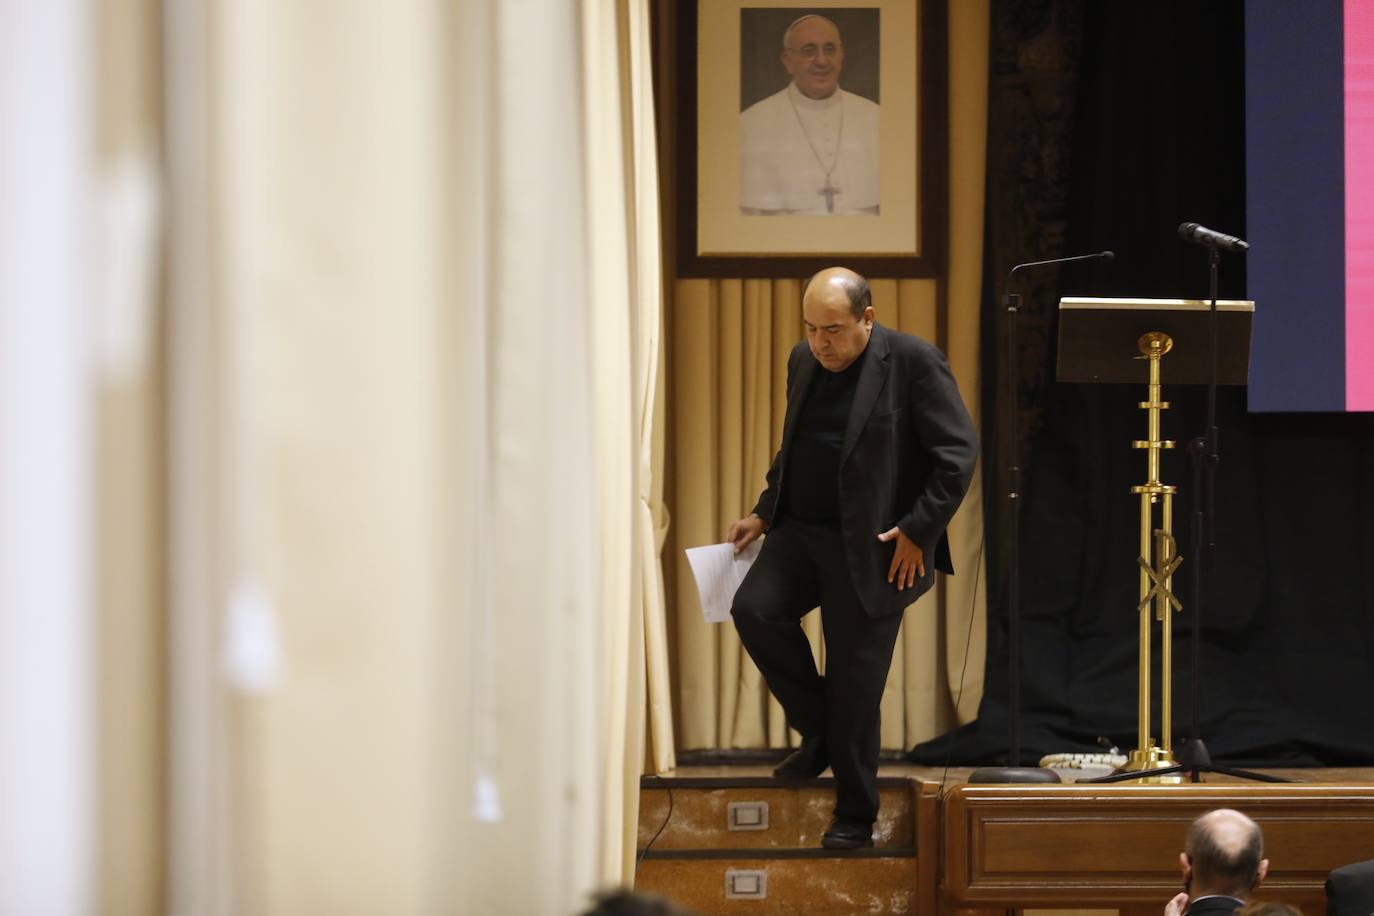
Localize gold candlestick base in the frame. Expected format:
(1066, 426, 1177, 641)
(1114, 745, 1185, 784)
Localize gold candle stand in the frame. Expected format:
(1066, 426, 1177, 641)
(1118, 331, 1185, 781)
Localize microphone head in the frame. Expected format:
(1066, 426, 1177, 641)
(1178, 221, 1248, 252)
(1100, 250, 1115, 261)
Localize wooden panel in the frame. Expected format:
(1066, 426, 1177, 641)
(636, 854, 919, 914)
(916, 782, 941, 916)
(978, 817, 1179, 876)
(942, 784, 1374, 912)
(636, 775, 939, 913)
(639, 783, 915, 850)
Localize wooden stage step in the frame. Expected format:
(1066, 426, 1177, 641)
(635, 774, 939, 914)
(635, 764, 1374, 916)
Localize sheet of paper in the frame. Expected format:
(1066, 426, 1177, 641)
(684, 540, 762, 624)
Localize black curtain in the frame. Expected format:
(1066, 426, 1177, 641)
(912, 0, 1374, 767)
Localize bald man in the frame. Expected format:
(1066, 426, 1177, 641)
(726, 268, 977, 849)
(740, 15, 880, 215)
(1164, 809, 1270, 916)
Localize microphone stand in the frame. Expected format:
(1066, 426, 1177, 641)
(1173, 246, 1289, 782)
(969, 251, 1112, 784)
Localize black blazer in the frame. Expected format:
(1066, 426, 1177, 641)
(1183, 897, 1244, 915)
(752, 323, 979, 618)
(1327, 858, 1374, 916)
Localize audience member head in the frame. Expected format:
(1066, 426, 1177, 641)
(1180, 808, 1269, 900)
(581, 889, 695, 916)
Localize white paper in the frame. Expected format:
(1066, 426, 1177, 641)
(685, 540, 762, 623)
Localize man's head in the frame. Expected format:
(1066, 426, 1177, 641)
(781, 15, 844, 100)
(1180, 809, 1269, 900)
(802, 267, 873, 372)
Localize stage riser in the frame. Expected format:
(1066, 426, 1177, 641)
(638, 783, 915, 850)
(636, 778, 939, 914)
(638, 770, 1374, 914)
(635, 856, 917, 915)
(945, 784, 1374, 913)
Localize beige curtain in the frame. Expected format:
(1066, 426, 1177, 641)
(157, 0, 668, 912)
(0, 2, 166, 914)
(0, 0, 666, 910)
(0, 5, 98, 913)
(95, 1, 167, 911)
(664, 1, 990, 756)
(581, 0, 676, 885)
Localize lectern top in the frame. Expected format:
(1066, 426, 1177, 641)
(1060, 297, 1255, 312)
(1056, 297, 1255, 385)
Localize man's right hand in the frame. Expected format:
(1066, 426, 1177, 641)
(726, 514, 766, 553)
(1163, 891, 1189, 916)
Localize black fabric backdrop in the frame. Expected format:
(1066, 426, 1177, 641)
(910, 0, 1374, 767)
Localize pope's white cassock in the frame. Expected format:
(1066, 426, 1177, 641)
(740, 82, 880, 215)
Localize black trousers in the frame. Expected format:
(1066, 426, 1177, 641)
(730, 519, 905, 824)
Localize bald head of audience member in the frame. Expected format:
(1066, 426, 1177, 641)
(1181, 808, 1270, 900)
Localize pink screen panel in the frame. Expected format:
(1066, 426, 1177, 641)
(1347, 0, 1374, 409)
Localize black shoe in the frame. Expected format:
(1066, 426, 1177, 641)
(772, 736, 828, 779)
(821, 818, 874, 849)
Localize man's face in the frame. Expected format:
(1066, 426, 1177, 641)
(782, 18, 844, 100)
(803, 282, 872, 372)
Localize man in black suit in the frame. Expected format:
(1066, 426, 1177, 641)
(1326, 858, 1374, 916)
(1163, 808, 1270, 916)
(726, 266, 978, 849)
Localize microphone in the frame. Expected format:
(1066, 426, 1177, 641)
(1008, 250, 1115, 280)
(1178, 222, 1248, 253)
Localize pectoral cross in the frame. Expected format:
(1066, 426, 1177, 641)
(818, 178, 841, 213)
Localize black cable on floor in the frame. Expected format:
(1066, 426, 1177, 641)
(940, 537, 985, 798)
(634, 777, 674, 877)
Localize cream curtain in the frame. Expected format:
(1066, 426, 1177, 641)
(1, 2, 165, 914)
(0, 4, 97, 912)
(94, 0, 166, 907)
(581, 0, 676, 886)
(1, 0, 667, 909)
(158, 0, 667, 914)
(664, 1, 990, 756)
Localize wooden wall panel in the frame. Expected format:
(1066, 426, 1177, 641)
(942, 784, 1374, 913)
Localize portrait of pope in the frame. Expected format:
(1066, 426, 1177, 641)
(739, 10, 881, 216)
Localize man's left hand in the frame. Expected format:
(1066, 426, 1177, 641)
(878, 527, 925, 590)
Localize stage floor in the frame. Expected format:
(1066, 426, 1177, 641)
(657, 763, 1374, 786)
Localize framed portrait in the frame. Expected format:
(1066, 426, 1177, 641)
(676, 0, 947, 277)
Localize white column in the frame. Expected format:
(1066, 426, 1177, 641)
(0, 2, 95, 914)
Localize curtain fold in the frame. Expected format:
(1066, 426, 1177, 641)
(0, 5, 97, 912)
(161, 0, 670, 911)
(942, 0, 991, 726)
(625, 0, 678, 787)
(582, 0, 674, 887)
(4, 0, 668, 910)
